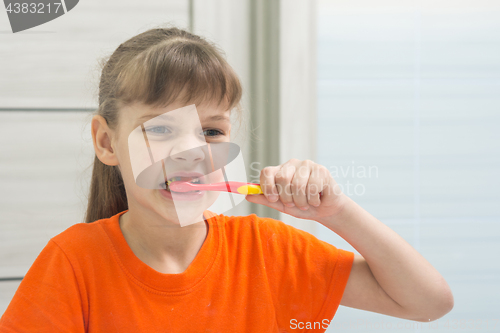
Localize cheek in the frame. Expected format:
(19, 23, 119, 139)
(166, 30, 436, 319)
(111, 142, 145, 192)
(114, 149, 136, 186)
(125, 130, 160, 183)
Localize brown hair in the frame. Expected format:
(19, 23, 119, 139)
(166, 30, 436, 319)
(84, 25, 243, 223)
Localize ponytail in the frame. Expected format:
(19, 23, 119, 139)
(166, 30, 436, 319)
(84, 156, 127, 223)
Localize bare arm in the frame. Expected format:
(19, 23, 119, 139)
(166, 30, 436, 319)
(318, 194, 454, 322)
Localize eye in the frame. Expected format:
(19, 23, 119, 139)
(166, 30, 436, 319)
(145, 126, 170, 134)
(202, 129, 224, 137)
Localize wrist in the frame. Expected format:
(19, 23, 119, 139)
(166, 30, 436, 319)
(316, 193, 351, 226)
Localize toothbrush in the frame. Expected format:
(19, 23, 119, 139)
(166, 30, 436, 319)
(167, 180, 263, 195)
(167, 180, 324, 197)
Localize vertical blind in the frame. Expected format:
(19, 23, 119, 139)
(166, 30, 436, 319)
(316, 0, 500, 330)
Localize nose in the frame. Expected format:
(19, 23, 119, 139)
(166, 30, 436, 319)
(169, 135, 206, 164)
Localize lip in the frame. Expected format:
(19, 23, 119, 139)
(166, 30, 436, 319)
(159, 187, 205, 201)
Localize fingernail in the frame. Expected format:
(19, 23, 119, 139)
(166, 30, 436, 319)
(285, 202, 295, 207)
(311, 202, 320, 207)
(299, 206, 309, 210)
(268, 195, 279, 202)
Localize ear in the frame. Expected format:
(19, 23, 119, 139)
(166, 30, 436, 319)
(91, 115, 119, 166)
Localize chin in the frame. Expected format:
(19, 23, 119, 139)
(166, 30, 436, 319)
(152, 191, 208, 227)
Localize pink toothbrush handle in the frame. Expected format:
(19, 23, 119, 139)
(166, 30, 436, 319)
(199, 181, 257, 193)
(169, 181, 259, 193)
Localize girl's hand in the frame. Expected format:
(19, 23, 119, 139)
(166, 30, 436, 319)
(245, 159, 347, 222)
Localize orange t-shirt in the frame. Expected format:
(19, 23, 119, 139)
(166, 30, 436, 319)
(0, 210, 354, 333)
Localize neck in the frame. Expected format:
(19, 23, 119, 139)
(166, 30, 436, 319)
(119, 209, 208, 274)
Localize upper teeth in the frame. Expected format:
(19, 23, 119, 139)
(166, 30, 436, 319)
(167, 176, 201, 183)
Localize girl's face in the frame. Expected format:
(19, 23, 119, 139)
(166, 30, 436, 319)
(93, 99, 232, 226)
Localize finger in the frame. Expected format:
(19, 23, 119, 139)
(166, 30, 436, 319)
(275, 161, 296, 207)
(307, 165, 327, 207)
(291, 160, 313, 210)
(260, 166, 280, 202)
(320, 169, 343, 205)
(245, 194, 285, 212)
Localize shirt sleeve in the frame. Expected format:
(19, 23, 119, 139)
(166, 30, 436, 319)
(256, 215, 354, 331)
(0, 239, 86, 333)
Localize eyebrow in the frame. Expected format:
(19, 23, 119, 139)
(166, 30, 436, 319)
(204, 114, 231, 122)
(137, 113, 230, 123)
(138, 113, 172, 122)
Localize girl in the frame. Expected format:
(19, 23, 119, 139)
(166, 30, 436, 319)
(0, 26, 453, 332)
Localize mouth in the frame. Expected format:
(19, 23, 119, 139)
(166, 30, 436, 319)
(159, 173, 205, 193)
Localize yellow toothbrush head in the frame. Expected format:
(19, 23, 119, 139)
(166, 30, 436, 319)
(236, 184, 263, 195)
